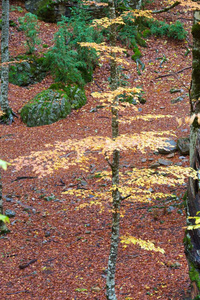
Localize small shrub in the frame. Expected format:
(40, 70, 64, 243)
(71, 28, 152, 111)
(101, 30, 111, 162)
(9, 55, 47, 86)
(139, 18, 187, 40)
(44, 7, 103, 86)
(18, 13, 41, 54)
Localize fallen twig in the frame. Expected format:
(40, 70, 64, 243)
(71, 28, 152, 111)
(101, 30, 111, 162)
(19, 258, 37, 270)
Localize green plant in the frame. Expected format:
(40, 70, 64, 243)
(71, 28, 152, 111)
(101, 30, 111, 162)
(44, 7, 102, 86)
(18, 13, 41, 54)
(8, 55, 47, 86)
(10, 5, 23, 12)
(117, 13, 146, 48)
(140, 18, 187, 40)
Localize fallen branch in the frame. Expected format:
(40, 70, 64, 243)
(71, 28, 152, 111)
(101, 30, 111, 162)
(155, 66, 192, 79)
(152, 1, 180, 14)
(19, 258, 37, 270)
(12, 176, 38, 182)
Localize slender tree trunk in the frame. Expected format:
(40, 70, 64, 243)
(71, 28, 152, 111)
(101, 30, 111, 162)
(185, 10, 200, 299)
(106, 1, 121, 299)
(0, 0, 12, 123)
(0, 170, 8, 233)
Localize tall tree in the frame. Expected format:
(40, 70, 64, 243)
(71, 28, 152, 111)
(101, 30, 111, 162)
(0, 0, 13, 123)
(185, 9, 200, 300)
(106, 0, 120, 299)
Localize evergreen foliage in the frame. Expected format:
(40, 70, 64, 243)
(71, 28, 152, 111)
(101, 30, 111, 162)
(9, 55, 47, 86)
(18, 13, 41, 54)
(44, 8, 103, 86)
(140, 18, 187, 40)
(117, 14, 187, 51)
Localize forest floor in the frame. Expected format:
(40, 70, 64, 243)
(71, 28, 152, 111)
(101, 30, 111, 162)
(0, 1, 195, 299)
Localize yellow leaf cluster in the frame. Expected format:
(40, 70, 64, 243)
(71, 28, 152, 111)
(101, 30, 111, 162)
(82, 1, 108, 6)
(12, 131, 179, 177)
(187, 212, 200, 230)
(79, 42, 129, 65)
(92, 16, 125, 28)
(122, 9, 154, 20)
(179, 0, 200, 10)
(120, 235, 165, 254)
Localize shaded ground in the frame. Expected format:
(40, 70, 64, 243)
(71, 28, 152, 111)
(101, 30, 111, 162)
(0, 1, 194, 299)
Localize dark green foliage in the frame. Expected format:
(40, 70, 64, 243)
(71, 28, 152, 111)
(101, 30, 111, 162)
(140, 18, 187, 40)
(192, 23, 200, 39)
(8, 55, 47, 86)
(117, 13, 146, 49)
(20, 89, 71, 127)
(44, 7, 103, 86)
(18, 13, 41, 54)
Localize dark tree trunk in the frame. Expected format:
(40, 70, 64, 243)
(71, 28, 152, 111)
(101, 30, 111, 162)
(185, 10, 200, 299)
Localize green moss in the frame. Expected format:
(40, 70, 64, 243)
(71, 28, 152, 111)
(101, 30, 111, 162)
(20, 89, 71, 127)
(192, 23, 200, 39)
(131, 47, 142, 62)
(189, 262, 200, 291)
(183, 232, 193, 251)
(36, 0, 57, 23)
(49, 83, 87, 110)
(8, 55, 47, 86)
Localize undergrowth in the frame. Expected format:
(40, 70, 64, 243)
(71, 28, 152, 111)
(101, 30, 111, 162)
(43, 6, 103, 86)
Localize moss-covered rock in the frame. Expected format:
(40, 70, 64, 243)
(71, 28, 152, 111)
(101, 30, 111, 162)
(9, 55, 47, 86)
(49, 83, 87, 110)
(20, 89, 71, 127)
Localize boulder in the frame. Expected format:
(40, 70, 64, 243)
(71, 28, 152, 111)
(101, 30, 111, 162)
(20, 89, 71, 127)
(25, 0, 107, 23)
(177, 137, 190, 155)
(158, 139, 177, 154)
(20, 85, 87, 127)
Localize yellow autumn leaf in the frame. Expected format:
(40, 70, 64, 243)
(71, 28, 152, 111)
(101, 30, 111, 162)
(120, 235, 165, 254)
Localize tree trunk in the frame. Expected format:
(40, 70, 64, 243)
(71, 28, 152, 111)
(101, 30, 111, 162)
(106, 1, 121, 299)
(0, 170, 8, 234)
(185, 10, 200, 299)
(0, 0, 12, 122)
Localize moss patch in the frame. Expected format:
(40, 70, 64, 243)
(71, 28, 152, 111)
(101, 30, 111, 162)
(36, 0, 57, 23)
(49, 83, 87, 110)
(20, 89, 71, 127)
(8, 55, 47, 86)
